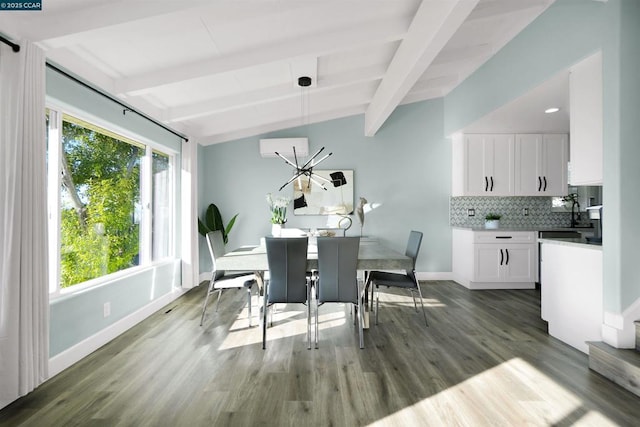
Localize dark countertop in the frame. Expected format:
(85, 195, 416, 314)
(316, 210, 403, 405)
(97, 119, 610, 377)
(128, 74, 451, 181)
(452, 225, 595, 232)
(538, 236, 602, 250)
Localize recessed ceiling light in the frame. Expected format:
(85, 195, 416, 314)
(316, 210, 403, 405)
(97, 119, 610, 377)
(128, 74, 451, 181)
(545, 107, 560, 114)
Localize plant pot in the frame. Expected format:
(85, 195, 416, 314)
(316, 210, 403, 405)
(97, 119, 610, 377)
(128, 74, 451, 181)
(485, 220, 500, 229)
(271, 223, 283, 237)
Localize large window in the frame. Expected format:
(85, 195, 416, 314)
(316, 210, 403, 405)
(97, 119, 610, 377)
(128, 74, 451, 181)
(47, 109, 175, 292)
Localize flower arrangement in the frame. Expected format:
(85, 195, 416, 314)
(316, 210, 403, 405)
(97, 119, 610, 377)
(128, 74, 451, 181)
(266, 193, 291, 224)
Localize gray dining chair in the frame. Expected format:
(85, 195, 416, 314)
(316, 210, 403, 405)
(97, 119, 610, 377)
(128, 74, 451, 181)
(315, 236, 363, 349)
(200, 230, 257, 327)
(366, 230, 427, 327)
(263, 236, 311, 350)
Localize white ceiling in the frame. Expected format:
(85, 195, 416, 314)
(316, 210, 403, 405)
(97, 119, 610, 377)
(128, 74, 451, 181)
(0, 0, 555, 145)
(463, 69, 570, 134)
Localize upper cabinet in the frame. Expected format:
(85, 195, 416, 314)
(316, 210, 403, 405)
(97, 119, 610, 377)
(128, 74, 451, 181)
(569, 52, 603, 185)
(452, 133, 567, 196)
(460, 134, 515, 196)
(515, 134, 568, 196)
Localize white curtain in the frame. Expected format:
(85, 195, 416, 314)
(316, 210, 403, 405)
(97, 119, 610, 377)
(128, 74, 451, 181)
(0, 40, 49, 410)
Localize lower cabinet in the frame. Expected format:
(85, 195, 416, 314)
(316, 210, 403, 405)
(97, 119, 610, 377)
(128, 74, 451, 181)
(452, 229, 537, 290)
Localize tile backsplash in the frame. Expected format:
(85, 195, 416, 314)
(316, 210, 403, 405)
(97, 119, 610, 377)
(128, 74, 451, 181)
(450, 196, 584, 228)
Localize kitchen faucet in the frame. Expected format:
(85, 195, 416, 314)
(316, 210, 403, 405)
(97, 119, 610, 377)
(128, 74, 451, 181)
(571, 199, 581, 227)
(563, 193, 581, 227)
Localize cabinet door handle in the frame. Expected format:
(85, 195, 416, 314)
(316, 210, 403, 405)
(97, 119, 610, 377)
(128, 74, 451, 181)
(500, 249, 504, 265)
(495, 236, 513, 239)
(543, 176, 547, 191)
(485, 176, 488, 192)
(538, 176, 542, 192)
(505, 249, 510, 265)
(490, 176, 494, 191)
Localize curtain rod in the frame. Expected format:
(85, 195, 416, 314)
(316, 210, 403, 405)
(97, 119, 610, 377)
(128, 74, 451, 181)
(46, 62, 189, 142)
(0, 34, 20, 52)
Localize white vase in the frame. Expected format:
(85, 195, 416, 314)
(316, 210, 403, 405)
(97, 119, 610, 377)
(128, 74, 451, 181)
(271, 223, 283, 237)
(485, 220, 500, 229)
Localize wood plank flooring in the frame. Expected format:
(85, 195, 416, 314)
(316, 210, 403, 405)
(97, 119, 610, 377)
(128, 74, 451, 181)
(1, 281, 639, 426)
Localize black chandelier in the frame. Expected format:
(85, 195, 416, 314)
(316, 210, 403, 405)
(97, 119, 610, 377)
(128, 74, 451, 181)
(275, 146, 332, 191)
(276, 76, 333, 191)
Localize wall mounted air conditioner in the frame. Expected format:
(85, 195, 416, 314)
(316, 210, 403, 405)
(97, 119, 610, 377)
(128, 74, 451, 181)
(259, 138, 309, 158)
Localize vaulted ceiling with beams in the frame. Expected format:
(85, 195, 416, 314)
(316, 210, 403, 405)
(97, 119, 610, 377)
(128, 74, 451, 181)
(1, 0, 554, 145)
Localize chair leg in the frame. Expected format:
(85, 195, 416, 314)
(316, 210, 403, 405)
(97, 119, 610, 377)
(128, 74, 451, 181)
(416, 283, 428, 327)
(410, 289, 418, 311)
(247, 287, 252, 328)
(215, 289, 223, 312)
(375, 284, 379, 325)
(199, 281, 215, 326)
(306, 282, 311, 350)
(357, 299, 364, 349)
(262, 283, 268, 350)
(315, 299, 319, 349)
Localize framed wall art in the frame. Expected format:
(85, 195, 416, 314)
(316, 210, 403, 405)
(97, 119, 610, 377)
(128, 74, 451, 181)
(293, 169, 354, 215)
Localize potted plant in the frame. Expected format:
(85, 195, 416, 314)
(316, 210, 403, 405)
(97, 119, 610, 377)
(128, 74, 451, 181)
(485, 213, 501, 229)
(198, 203, 238, 244)
(266, 193, 291, 236)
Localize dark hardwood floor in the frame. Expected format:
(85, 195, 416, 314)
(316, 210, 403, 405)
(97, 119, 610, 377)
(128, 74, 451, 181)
(1, 281, 639, 426)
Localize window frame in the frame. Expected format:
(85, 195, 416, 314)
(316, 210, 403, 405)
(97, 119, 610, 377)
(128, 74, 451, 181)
(46, 102, 178, 298)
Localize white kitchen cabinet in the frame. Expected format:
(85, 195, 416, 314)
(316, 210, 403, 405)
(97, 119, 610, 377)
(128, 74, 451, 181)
(452, 134, 514, 196)
(452, 229, 536, 290)
(515, 134, 568, 196)
(569, 52, 603, 185)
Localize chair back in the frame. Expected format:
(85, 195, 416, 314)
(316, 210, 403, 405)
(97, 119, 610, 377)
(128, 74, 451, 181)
(206, 230, 227, 281)
(265, 237, 309, 304)
(404, 230, 423, 283)
(317, 237, 360, 303)
(405, 230, 423, 270)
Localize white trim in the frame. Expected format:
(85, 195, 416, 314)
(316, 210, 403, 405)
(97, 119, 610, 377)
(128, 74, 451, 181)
(180, 139, 198, 289)
(416, 272, 453, 281)
(601, 297, 640, 349)
(48, 288, 186, 378)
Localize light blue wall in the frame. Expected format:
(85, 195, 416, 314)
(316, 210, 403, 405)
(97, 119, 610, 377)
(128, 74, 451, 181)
(445, 0, 639, 314)
(49, 262, 180, 356)
(617, 0, 640, 308)
(199, 99, 450, 274)
(444, 0, 608, 136)
(47, 67, 183, 357)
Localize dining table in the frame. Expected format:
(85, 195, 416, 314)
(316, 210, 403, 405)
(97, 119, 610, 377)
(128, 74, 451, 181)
(217, 239, 412, 328)
(217, 239, 412, 272)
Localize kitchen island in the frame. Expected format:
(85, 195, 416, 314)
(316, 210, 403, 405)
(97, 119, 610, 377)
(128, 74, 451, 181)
(539, 236, 602, 354)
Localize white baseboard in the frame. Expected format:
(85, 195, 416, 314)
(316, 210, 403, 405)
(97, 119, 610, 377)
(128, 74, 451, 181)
(199, 272, 210, 284)
(48, 288, 187, 378)
(602, 298, 640, 349)
(416, 272, 453, 281)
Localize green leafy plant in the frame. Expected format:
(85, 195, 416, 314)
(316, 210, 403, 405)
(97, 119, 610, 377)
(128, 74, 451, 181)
(485, 213, 502, 221)
(198, 203, 238, 244)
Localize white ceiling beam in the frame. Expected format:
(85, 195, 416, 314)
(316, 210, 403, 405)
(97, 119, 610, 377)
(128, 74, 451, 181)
(467, 0, 552, 22)
(197, 105, 367, 146)
(193, 81, 377, 139)
(114, 20, 408, 96)
(13, 1, 211, 46)
(364, 0, 479, 137)
(164, 63, 387, 123)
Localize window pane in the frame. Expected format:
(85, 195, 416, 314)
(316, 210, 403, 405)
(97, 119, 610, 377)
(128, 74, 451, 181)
(59, 116, 142, 287)
(152, 151, 171, 260)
